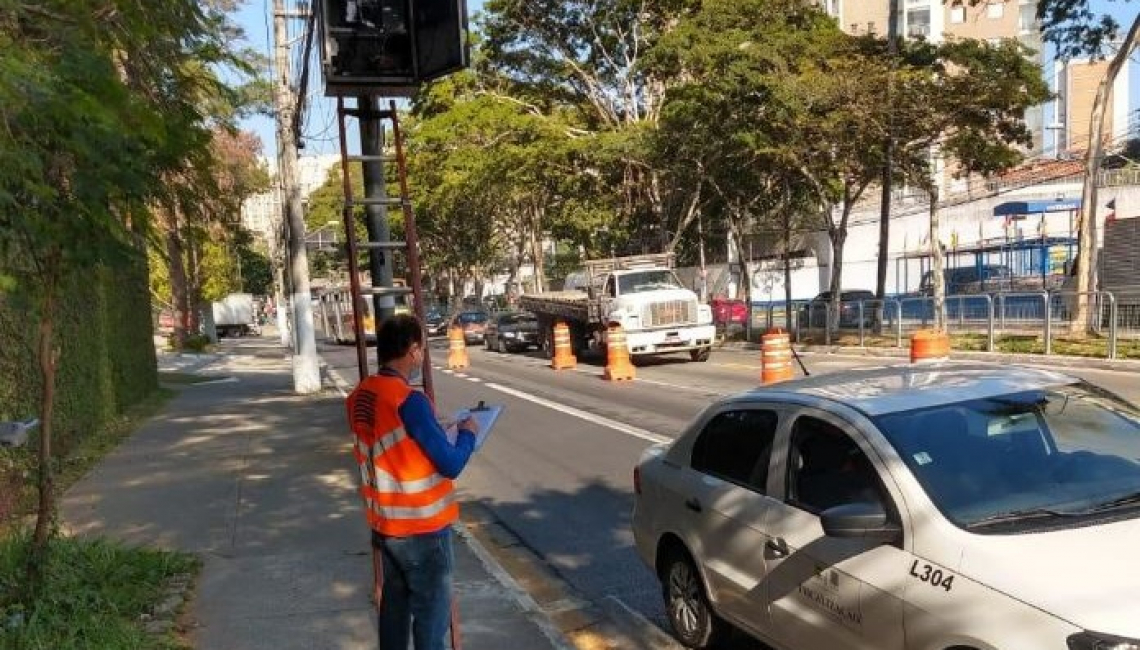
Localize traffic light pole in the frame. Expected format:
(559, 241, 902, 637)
(359, 96, 398, 349)
(274, 0, 321, 394)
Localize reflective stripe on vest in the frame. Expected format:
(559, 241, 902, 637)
(347, 373, 458, 536)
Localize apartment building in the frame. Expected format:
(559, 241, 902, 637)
(241, 154, 341, 241)
(825, 0, 1132, 157)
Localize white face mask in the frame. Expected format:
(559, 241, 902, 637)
(408, 345, 424, 384)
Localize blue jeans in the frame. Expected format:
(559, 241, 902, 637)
(375, 528, 454, 650)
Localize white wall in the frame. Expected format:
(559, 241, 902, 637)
(743, 180, 1140, 302)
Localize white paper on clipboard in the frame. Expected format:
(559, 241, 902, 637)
(445, 402, 503, 450)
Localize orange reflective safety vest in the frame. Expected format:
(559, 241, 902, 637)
(346, 374, 458, 536)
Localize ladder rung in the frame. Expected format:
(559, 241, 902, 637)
(341, 107, 395, 120)
(361, 286, 414, 297)
(347, 197, 405, 207)
(358, 241, 408, 250)
(345, 154, 399, 164)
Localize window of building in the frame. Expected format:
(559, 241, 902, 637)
(691, 410, 778, 492)
(950, 5, 966, 23)
(1019, 3, 1037, 32)
(906, 7, 931, 37)
(987, 2, 1004, 18)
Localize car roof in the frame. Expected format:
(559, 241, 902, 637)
(732, 363, 1079, 417)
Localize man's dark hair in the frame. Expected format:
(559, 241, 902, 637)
(377, 314, 424, 363)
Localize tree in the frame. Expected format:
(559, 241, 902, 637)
(0, 0, 249, 573)
(644, 0, 843, 332)
(481, 0, 704, 255)
(892, 38, 1051, 328)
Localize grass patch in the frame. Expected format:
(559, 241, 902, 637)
(1, 388, 174, 530)
(0, 532, 199, 650)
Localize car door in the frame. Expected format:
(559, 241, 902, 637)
(762, 410, 908, 650)
(676, 407, 782, 633)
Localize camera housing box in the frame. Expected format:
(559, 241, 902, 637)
(319, 0, 469, 96)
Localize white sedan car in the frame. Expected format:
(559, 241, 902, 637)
(632, 363, 1140, 650)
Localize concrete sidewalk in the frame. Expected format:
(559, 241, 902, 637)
(62, 338, 571, 650)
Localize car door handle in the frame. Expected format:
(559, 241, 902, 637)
(684, 497, 703, 513)
(766, 537, 790, 558)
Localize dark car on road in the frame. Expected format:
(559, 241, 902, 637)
(484, 311, 539, 353)
(452, 310, 489, 344)
(799, 289, 876, 328)
(424, 307, 449, 337)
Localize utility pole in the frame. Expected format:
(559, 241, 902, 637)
(359, 97, 397, 348)
(874, 0, 901, 325)
(274, 0, 321, 393)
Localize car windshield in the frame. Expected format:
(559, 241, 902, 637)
(458, 312, 487, 324)
(874, 382, 1140, 531)
(617, 270, 683, 294)
(500, 313, 536, 325)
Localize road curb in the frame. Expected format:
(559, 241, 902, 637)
(715, 341, 1140, 372)
(454, 522, 578, 650)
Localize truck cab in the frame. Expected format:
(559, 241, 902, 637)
(588, 257, 715, 360)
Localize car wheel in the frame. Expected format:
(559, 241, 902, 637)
(662, 551, 728, 649)
(689, 347, 711, 362)
(498, 338, 508, 354)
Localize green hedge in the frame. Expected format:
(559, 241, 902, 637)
(0, 239, 157, 460)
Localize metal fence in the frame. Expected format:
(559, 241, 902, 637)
(781, 290, 1137, 359)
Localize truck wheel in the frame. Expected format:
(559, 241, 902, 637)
(690, 347, 711, 362)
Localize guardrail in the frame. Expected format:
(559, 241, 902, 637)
(780, 289, 1135, 359)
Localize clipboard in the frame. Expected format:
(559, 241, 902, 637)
(445, 401, 503, 450)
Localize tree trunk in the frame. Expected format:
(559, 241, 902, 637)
(1070, 12, 1140, 336)
(827, 224, 848, 334)
(530, 223, 546, 294)
(186, 235, 202, 333)
(29, 255, 60, 582)
(163, 208, 189, 349)
(930, 186, 946, 331)
(784, 209, 793, 333)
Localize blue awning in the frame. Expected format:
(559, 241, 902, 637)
(993, 199, 1082, 217)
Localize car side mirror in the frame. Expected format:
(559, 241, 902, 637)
(820, 502, 901, 543)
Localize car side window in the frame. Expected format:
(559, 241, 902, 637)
(691, 410, 778, 492)
(786, 416, 886, 514)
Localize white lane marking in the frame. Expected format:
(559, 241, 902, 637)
(634, 376, 734, 398)
(467, 377, 483, 383)
(442, 369, 455, 375)
(483, 382, 671, 445)
(455, 373, 469, 378)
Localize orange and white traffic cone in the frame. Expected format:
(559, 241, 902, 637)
(551, 321, 577, 370)
(447, 325, 469, 369)
(761, 327, 795, 385)
(910, 329, 950, 363)
(603, 324, 636, 381)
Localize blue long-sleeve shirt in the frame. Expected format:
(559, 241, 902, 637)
(398, 390, 476, 479)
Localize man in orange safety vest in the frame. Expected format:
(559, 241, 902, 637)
(346, 314, 479, 650)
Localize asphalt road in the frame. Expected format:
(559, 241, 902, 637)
(319, 339, 1140, 636)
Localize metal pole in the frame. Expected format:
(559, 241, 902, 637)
(1107, 292, 1118, 360)
(274, 0, 321, 393)
(359, 96, 398, 344)
(1042, 292, 1052, 355)
(986, 294, 995, 352)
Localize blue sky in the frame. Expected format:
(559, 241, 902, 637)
(236, 0, 1138, 160)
